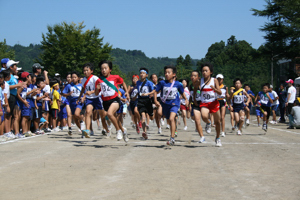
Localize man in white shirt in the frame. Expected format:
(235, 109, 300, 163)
(285, 79, 296, 117)
(287, 100, 300, 129)
(270, 85, 279, 124)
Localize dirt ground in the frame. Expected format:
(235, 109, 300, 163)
(1, 115, 300, 200)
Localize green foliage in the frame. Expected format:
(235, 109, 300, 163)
(39, 22, 112, 77)
(0, 39, 15, 61)
(11, 44, 43, 71)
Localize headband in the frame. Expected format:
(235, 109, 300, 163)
(140, 70, 148, 74)
(52, 83, 59, 88)
(132, 75, 139, 79)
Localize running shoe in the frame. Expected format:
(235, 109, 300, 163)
(246, 119, 250, 126)
(166, 138, 175, 146)
(175, 131, 178, 137)
(5, 132, 15, 140)
(262, 124, 267, 132)
(215, 138, 222, 147)
(258, 123, 261, 127)
(90, 131, 94, 136)
(116, 130, 123, 140)
(80, 121, 86, 130)
(44, 128, 52, 133)
(161, 119, 165, 126)
(166, 124, 170, 129)
(16, 133, 25, 138)
(136, 126, 140, 134)
(221, 132, 225, 137)
(158, 127, 162, 134)
(232, 126, 235, 131)
(123, 133, 129, 142)
(146, 124, 149, 130)
(53, 127, 60, 132)
(287, 126, 294, 129)
(205, 123, 211, 134)
(82, 130, 91, 138)
(237, 130, 242, 135)
(184, 126, 187, 130)
(24, 132, 31, 137)
(102, 130, 107, 136)
(68, 129, 72, 136)
(139, 122, 142, 128)
(142, 132, 148, 140)
(198, 137, 206, 143)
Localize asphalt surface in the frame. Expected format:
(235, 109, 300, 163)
(0, 114, 300, 200)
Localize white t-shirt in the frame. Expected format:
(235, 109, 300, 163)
(81, 75, 99, 99)
(271, 91, 279, 105)
(43, 85, 51, 94)
(288, 86, 296, 103)
(3, 82, 10, 100)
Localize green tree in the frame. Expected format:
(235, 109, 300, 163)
(39, 22, 112, 77)
(183, 54, 192, 67)
(176, 55, 184, 66)
(0, 39, 15, 60)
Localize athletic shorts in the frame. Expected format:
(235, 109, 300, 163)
(44, 101, 50, 111)
(117, 103, 124, 114)
(35, 106, 42, 119)
(271, 104, 279, 112)
(200, 100, 220, 113)
(256, 108, 263, 118)
(103, 97, 121, 112)
(69, 99, 84, 115)
(30, 107, 35, 120)
(233, 104, 245, 113)
(162, 103, 180, 119)
(137, 98, 153, 116)
(7, 95, 17, 116)
(50, 109, 58, 118)
(21, 102, 31, 117)
(58, 108, 68, 119)
(218, 99, 226, 108)
(260, 105, 271, 119)
(180, 104, 189, 111)
(85, 98, 103, 110)
(130, 101, 137, 113)
(247, 103, 252, 111)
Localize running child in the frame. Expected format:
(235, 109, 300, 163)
(244, 84, 255, 126)
(216, 74, 228, 137)
(230, 78, 250, 135)
(193, 63, 222, 147)
(95, 60, 129, 142)
(179, 79, 190, 131)
(150, 73, 163, 134)
(128, 74, 140, 134)
(154, 65, 188, 146)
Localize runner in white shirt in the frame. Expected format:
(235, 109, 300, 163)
(270, 85, 279, 124)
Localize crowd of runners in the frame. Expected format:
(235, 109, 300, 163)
(0, 58, 299, 147)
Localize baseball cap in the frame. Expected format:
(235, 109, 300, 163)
(32, 63, 44, 69)
(216, 74, 224, 79)
(55, 73, 60, 76)
(6, 60, 19, 68)
(270, 85, 273, 88)
(21, 71, 30, 79)
(1, 58, 9, 64)
(286, 79, 294, 84)
(17, 67, 22, 71)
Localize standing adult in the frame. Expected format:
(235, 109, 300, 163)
(285, 79, 296, 122)
(278, 84, 287, 123)
(1, 58, 9, 71)
(32, 63, 49, 85)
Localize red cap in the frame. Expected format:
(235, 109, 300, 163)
(286, 79, 294, 84)
(21, 72, 30, 79)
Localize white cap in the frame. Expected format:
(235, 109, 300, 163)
(270, 85, 273, 88)
(17, 67, 22, 71)
(55, 73, 60, 76)
(6, 60, 19, 68)
(216, 74, 224, 79)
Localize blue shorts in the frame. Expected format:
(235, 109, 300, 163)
(271, 105, 279, 112)
(256, 108, 263, 118)
(162, 103, 179, 119)
(247, 103, 252, 110)
(44, 101, 50, 111)
(21, 102, 31, 117)
(58, 107, 68, 119)
(85, 98, 103, 110)
(117, 104, 124, 114)
(233, 104, 244, 113)
(69, 99, 84, 115)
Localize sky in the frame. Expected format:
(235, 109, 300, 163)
(1, 0, 268, 59)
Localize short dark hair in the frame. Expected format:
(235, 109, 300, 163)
(294, 99, 300, 105)
(244, 84, 250, 88)
(191, 70, 200, 77)
(83, 63, 94, 71)
(50, 79, 58, 87)
(233, 78, 242, 85)
(71, 71, 80, 78)
(2, 70, 10, 79)
(164, 65, 176, 74)
(150, 74, 157, 80)
(139, 67, 149, 74)
(180, 78, 189, 86)
(263, 83, 270, 88)
(99, 60, 113, 70)
(201, 62, 213, 73)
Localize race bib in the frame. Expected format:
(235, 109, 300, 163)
(163, 87, 178, 100)
(131, 89, 138, 98)
(101, 81, 116, 97)
(234, 95, 244, 104)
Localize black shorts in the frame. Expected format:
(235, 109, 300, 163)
(103, 97, 121, 112)
(50, 109, 58, 118)
(218, 100, 226, 108)
(8, 95, 17, 116)
(130, 101, 137, 113)
(137, 98, 153, 116)
(287, 103, 293, 115)
(192, 101, 201, 111)
(260, 105, 271, 119)
(35, 106, 43, 119)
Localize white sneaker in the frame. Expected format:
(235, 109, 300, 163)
(215, 138, 222, 147)
(53, 127, 60, 132)
(123, 127, 127, 134)
(166, 124, 170, 129)
(116, 130, 123, 140)
(161, 119, 165, 126)
(80, 122, 86, 130)
(158, 127, 162, 134)
(0, 135, 7, 142)
(237, 130, 242, 135)
(221, 132, 225, 137)
(198, 137, 206, 143)
(205, 123, 211, 134)
(270, 120, 275, 124)
(123, 133, 129, 142)
(246, 119, 250, 126)
(184, 126, 187, 130)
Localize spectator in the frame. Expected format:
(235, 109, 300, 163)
(285, 79, 296, 122)
(287, 100, 300, 129)
(278, 84, 287, 123)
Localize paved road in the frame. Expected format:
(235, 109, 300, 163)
(0, 115, 300, 200)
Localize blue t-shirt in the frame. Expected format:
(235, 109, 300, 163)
(247, 90, 255, 98)
(155, 80, 184, 106)
(119, 88, 126, 104)
(62, 83, 82, 101)
(258, 91, 274, 107)
(136, 79, 154, 99)
(7, 74, 18, 96)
